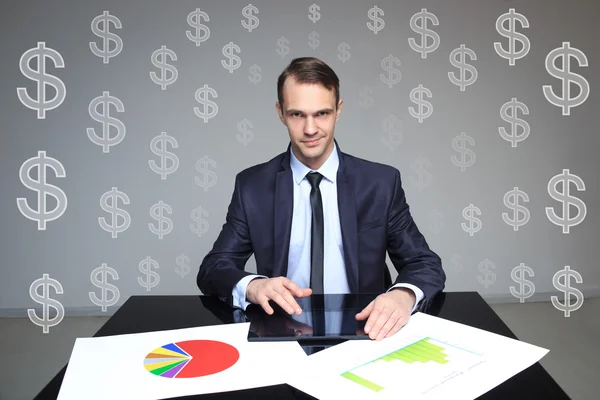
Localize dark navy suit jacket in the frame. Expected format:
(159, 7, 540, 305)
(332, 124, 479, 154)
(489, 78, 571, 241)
(197, 141, 445, 307)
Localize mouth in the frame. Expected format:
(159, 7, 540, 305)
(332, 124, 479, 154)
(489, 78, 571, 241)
(303, 137, 321, 147)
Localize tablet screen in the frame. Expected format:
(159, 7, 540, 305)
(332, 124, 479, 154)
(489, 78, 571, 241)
(246, 306, 369, 341)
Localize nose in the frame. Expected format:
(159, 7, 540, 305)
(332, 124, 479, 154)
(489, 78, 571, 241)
(304, 116, 317, 135)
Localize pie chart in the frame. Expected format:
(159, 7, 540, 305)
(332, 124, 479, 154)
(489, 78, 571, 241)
(144, 340, 240, 378)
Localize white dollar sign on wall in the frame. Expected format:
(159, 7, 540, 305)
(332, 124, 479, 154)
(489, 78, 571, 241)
(149, 132, 179, 180)
(28, 274, 64, 333)
(89, 11, 123, 63)
(150, 45, 178, 90)
(17, 42, 66, 119)
(87, 91, 126, 153)
(99, 187, 131, 238)
(552, 266, 584, 317)
(89, 263, 120, 312)
(17, 151, 67, 230)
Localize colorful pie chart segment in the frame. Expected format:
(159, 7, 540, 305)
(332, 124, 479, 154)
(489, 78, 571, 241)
(144, 340, 240, 378)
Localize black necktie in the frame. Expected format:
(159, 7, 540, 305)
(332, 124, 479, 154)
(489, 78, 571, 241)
(306, 172, 324, 294)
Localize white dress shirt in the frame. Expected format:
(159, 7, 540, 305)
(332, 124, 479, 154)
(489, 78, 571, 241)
(232, 143, 424, 311)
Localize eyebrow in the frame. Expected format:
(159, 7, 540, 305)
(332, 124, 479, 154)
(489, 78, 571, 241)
(286, 108, 334, 115)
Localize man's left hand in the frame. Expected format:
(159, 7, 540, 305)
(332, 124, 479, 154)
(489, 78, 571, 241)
(355, 288, 416, 341)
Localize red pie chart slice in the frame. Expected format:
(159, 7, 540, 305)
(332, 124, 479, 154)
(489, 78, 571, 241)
(145, 340, 240, 378)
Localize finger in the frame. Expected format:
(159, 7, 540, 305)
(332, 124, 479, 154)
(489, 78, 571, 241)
(376, 310, 401, 341)
(275, 286, 302, 315)
(366, 306, 387, 339)
(259, 296, 274, 315)
(281, 278, 305, 297)
(269, 291, 296, 315)
(385, 315, 407, 339)
(355, 301, 374, 321)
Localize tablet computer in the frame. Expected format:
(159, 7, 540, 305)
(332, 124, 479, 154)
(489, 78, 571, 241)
(245, 300, 370, 342)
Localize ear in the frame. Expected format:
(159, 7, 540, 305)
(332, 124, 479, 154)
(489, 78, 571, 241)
(275, 101, 285, 124)
(335, 99, 343, 123)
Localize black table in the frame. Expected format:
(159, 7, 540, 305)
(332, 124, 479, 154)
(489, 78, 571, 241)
(34, 292, 570, 400)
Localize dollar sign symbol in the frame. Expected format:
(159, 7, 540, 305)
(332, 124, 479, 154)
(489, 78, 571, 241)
(449, 44, 478, 91)
(138, 256, 160, 292)
(195, 156, 218, 191)
(494, 8, 531, 66)
(308, 4, 321, 23)
(551, 266, 584, 317)
(410, 157, 432, 193)
(149, 132, 179, 180)
(408, 8, 440, 59)
(237, 118, 254, 146)
(409, 84, 433, 123)
(337, 42, 351, 63)
(87, 91, 126, 153)
(17, 42, 66, 119)
(358, 86, 374, 109)
(380, 114, 403, 151)
(248, 64, 262, 85)
(176, 253, 191, 278)
(510, 263, 535, 303)
(221, 42, 242, 73)
(17, 151, 68, 230)
(98, 187, 131, 238)
(308, 31, 320, 50)
(194, 84, 219, 123)
(428, 209, 444, 234)
(277, 37, 290, 57)
(28, 274, 64, 333)
(367, 6, 385, 34)
(89, 11, 123, 64)
(89, 263, 120, 312)
(149, 200, 173, 239)
(241, 4, 259, 32)
(380, 54, 401, 88)
(543, 42, 590, 116)
(502, 187, 530, 231)
(150, 45, 178, 90)
(462, 203, 482, 236)
(499, 97, 530, 147)
(545, 169, 587, 234)
(477, 258, 496, 289)
(451, 132, 476, 172)
(190, 205, 210, 237)
(186, 8, 211, 46)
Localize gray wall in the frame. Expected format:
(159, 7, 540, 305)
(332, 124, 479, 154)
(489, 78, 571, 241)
(1, 0, 598, 322)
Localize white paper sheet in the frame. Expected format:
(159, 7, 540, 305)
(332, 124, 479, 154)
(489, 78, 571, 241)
(57, 322, 307, 400)
(287, 312, 549, 400)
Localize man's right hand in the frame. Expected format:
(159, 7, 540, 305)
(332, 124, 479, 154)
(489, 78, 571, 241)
(246, 277, 312, 316)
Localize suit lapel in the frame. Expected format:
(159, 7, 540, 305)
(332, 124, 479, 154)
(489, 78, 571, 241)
(273, 148, 293, 278)
(336, 148, 359, 293)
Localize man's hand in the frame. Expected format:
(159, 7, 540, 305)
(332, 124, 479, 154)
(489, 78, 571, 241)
(355, 288, 416, 341)
(246, 277, 312, 316)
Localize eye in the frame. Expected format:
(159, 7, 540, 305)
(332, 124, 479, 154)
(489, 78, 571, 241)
(318, 111, 329, 116)
(291, 112, 301, 118)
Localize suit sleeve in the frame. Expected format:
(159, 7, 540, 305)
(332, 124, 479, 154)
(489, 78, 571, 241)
(386, 169, 446, 301)
(197, 173, 255, 307)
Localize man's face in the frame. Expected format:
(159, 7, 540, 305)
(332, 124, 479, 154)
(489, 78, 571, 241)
(276, 77, 343, 170)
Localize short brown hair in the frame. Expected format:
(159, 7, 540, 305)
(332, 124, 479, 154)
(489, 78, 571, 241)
(277, 57, 340, 110)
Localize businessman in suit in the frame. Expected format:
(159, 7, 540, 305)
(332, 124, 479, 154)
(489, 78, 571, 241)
(197, 57, 445, 340)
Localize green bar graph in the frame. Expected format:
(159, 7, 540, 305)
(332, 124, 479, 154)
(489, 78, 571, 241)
(341, 338, 449, 392)
(380, 338, 449, 364)
(341, 372, 384, 392)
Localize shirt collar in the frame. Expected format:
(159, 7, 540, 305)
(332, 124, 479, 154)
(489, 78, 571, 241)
(290, 142, 339, 185)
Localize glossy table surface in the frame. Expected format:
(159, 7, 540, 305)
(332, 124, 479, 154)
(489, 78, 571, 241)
(34, 292, 570, 400)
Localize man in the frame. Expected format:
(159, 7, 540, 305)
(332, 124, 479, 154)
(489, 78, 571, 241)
(197, 57, 445, 340)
